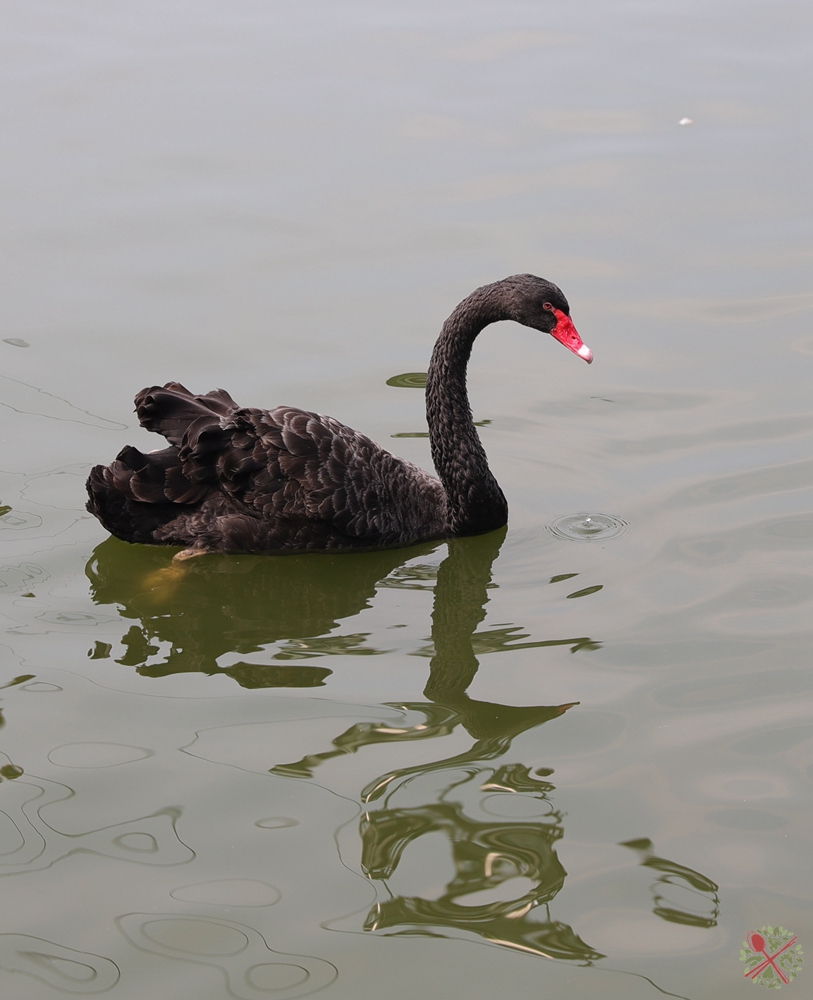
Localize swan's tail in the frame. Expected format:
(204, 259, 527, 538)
(86, 383, 242, 544)
(86, 446, 208, 544)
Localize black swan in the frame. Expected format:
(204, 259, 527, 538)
(86, 274, 591, 555)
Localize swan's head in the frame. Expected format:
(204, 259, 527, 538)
(505, 274, 593, 364)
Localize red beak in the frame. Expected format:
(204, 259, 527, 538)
(550, 307, 592, 363)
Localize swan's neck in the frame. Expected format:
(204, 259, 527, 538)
(426, 282, 509, 536)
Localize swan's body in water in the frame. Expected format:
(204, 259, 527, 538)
(86, 274, 592, 555)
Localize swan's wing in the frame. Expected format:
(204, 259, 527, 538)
(135, 382, 240, 445)
(89, 383, 445, 550)
(179, 403, 446, 543)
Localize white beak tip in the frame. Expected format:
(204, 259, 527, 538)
(577, 344, 593, 363)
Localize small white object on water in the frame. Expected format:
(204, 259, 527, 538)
(679, 117, 694, 126)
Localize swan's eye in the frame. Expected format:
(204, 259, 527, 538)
(542, 302, 553, 311)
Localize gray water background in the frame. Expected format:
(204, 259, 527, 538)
(0, 2, 811, 998)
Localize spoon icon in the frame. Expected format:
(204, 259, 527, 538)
(748, 931, 767, 953)
(746, 931, 793, 985)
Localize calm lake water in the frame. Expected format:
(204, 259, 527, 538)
(1, 2, 812, 998)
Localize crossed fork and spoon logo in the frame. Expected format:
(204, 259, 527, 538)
(744, 929, 800, 986)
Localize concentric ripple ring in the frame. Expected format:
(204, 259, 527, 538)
(546, 512, 630, 541)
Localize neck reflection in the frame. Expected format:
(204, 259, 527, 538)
(271, 528, 602, 963)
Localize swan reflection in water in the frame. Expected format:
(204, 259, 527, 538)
(85, 529, 596, 687)
(86, 536, 446, 685)
(86, 531, 718, 966)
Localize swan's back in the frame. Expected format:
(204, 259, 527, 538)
(87, 382, 447, 553)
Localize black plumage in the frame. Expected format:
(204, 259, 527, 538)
(86, 274, 591, 554)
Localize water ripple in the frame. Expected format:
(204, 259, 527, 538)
(385, 372, 427, 388)
(0, 765, 193, 875)
(170, 879, 281, 907)
(546, 512, 630, 541)
(0, 374, 126, 429)
(47, 743, 154, 768)
(0, 934, 120, 992)
(117, 913, 337, 998)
